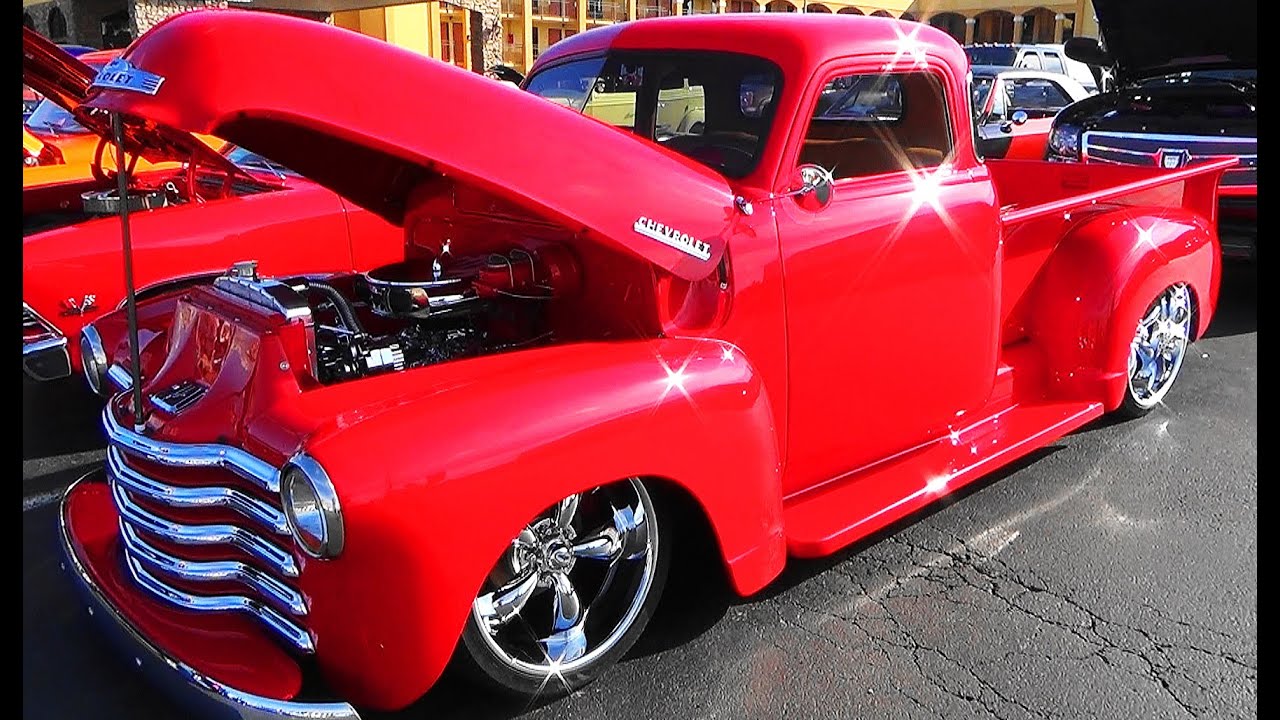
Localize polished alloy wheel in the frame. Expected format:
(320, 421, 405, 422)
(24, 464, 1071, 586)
(1126, 283, 1193, 410)
(470, 478, 659, 677)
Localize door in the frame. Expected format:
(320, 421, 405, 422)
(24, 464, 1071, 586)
(777, 62, 1002, 494)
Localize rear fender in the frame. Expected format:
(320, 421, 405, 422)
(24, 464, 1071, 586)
(1027, 205, 1219, 410)
(295, 337, 785, 709)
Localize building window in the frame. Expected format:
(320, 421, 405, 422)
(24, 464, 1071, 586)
(530, 26, 539, 58)
(48, 7, 68, 40)
(800, 70, 952, 181)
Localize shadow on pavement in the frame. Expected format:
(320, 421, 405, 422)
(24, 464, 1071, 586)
(23, 375, 106, 462)
(1203, 259, 1256, 339)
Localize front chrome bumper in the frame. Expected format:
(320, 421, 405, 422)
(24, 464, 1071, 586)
(23, 303, 71, 381)
(59, 476, 362, 720)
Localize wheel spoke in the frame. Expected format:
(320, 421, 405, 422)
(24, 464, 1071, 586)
(572, 502, 649, 563)
(475, 570, 539, 630)
(554, 494, 580, 530)
(540, 573, 587, 663)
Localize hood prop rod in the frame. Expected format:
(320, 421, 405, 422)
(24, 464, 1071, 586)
(112, 111, 146, 434)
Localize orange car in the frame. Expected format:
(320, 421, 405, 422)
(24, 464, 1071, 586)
(22, 28, 221, 187)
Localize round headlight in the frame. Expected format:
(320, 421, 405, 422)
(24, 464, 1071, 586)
(1047, 124, 1082, 160)
(80, 324, 109, 397)
(281, 454, 344, 559)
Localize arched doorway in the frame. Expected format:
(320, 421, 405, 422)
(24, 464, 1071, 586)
(803, 3, 832, 12)
(766, 0, 796, 11)
(870, 9, 891, 17)
(48, 7, 68, 40)
(836, 6, 863, 14)
(899, 11, 915, 21)
(928, 11, 964, 43)
(973, 9, 1013, 43)
(1021, 7, 1056, 43)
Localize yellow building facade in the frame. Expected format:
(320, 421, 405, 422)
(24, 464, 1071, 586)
(334, 0, 1099, 75)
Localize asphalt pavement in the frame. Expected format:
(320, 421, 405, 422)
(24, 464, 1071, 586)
(22, 261, 1256, 720)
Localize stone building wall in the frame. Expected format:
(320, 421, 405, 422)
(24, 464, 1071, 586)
(131, 0, 229, 36)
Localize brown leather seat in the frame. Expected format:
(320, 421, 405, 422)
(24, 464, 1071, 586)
(800, 138, 945, 179)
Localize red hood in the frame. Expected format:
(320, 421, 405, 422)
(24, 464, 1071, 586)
(23, 27, 239, 176)
(83, 10, 740, 280)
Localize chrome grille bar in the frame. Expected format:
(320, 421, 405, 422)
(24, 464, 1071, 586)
(124, 554, 314, 653)
(121, 523, 306, 616)
(107, 447, 290, 536)
(103, 407, 280, 494)
(112, 481, 299, 578)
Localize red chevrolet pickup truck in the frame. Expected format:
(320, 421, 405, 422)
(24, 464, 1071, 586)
(61, 11, 1230, 718)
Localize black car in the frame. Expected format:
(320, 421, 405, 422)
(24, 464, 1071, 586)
(1048, 0, 1257, 259)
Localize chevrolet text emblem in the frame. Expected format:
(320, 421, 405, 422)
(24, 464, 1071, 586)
(1158, 148, 1191, 170)
(633, 217, 712, 261)
(91, 57, 165, 96)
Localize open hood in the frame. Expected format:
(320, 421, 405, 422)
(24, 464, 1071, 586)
(22, 27, 239, 175)
(1092, 0, 1257, 83)
(22, 27, 97, 115)
(83, 10, 739, 281)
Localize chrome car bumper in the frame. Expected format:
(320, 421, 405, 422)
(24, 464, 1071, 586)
(23, 303, 71, 381)
(59, 477, 362, 720)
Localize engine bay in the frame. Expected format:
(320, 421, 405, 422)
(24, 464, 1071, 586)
(286, 243, 580, 384)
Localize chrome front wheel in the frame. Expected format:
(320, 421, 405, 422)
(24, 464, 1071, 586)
(1121, 283, 1193, 416)
(460, 477, 668, 696)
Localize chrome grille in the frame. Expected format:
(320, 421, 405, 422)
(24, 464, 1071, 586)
(102, 407, 312, 654)
(1082, 131, 1257, 186)
(23, 303, 59, 344)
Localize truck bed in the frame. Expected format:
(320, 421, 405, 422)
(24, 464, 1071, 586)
(988, 157, 1234, 227)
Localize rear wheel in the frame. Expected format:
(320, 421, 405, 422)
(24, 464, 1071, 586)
(1118, 283, 1194, 418)
(458, 477, 668, 697)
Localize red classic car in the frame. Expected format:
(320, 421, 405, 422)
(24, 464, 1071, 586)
(970, 65, 1091, 160)
(62, 11, 1230, 719)
(21, 32, 402, 383)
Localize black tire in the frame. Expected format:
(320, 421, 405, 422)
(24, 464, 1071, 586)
(456, 478, 671, 698)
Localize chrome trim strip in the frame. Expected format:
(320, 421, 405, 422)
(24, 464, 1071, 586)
(103, 407, 280, 494)
(107, 448, 290, 536)
(125, 554, 314, 653)
(1084, 131, 1256, 144)
(112, 482, 299, 578)
(213, 276, 313, 321)
(22, 334, 67, 356)
(107, 364, 134, 391)
(59, 476, 362, 720)
(121, 523, 307, 617)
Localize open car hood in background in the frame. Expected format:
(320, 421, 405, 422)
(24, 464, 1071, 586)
(1092, 0, 1257, 83)
(22, 27, 98, 114)
(23, 27, 240, 176)
(83, 10, 739, 280)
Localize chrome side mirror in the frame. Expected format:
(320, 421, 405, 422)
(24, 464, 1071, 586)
(1000, 110, 1029, 133)
(772, 163, 835, 210)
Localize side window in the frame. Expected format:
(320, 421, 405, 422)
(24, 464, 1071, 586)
(582, 63, 643, 131)
(1042, 51, 1066, 74)
(799, 70, 952, 181)
(1018, 52, 1043, 70)
(1004, 77, 1074, 116)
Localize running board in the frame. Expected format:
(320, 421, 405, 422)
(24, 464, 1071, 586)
(783, 400, 1104, 558)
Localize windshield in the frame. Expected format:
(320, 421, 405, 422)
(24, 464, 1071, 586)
(1135, 68, 1256, 90)
(965, 47, 1018, 67)
(224, 146, 299, 177)
(24, 98, 89, 135)
(525, 51, 782, 179)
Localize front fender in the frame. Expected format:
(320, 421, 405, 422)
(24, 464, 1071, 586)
(1027, 205, 1220, 410)
(291, 337, 785, 710)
